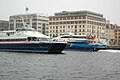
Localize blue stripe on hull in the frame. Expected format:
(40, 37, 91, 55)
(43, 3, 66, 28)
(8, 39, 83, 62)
(65, 43, 93, 51)
(65, 43, 106, 51)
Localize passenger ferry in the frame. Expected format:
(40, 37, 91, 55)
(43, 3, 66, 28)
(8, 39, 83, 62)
(0, 27, 67, 53)
(52, 33, 107, 51)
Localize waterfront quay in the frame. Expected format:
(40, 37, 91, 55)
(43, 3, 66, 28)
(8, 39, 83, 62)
(0, 50, 120, 80)
(107, 46, 120, 50)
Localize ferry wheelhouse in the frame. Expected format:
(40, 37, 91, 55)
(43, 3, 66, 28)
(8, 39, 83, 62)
(0, 27, 67, 53)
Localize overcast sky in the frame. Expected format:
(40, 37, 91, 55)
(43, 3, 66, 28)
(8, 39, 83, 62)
(0, 0, 120, 25)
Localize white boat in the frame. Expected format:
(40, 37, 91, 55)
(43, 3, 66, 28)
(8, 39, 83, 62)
(0, 27, 67, 53)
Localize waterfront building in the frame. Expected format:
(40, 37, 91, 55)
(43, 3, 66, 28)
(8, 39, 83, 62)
(0, 20, 9, 31)
(105, 20, 118, 46)
(49, 10, 106, 38)
(9, 13, 49, 35)
(115, 26, 120, 46)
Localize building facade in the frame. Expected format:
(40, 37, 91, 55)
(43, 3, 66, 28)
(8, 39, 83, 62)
(0, 20, 9, 31)
(9, 13, 49, 35)
(115, 27, 120, 46)
(49, 10, 106, 38)
(105, 20, 118, 46)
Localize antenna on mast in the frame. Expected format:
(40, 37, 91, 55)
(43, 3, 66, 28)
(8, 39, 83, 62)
(25, 0, 29, 13)
(24, 0, 29, 27)
(25, 0, 32, 27)
(26, 7, 29, 13)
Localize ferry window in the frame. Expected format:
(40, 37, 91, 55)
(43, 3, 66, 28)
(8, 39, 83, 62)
(16, 28, 36, 31)
(26, 28, 36, 31)
(39, 38, 42, 41)
(0, 39, 26, 42)
(61, 36, 70, 38)
(21, 29, 26, 31)
(6, 33, 10, 36)
(43, 38, 48, 41)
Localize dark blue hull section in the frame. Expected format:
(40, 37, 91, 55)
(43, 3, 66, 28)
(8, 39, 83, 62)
(0, 43, 67, 53)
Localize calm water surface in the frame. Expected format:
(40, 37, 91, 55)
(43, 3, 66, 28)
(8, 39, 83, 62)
(0, 50, 120, 80)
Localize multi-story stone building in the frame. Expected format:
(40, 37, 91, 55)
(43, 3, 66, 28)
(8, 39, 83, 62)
(105, 20, 118, 46)
(0, 20, 9, 31)
(9, 13, 49, 35)
(115, 26, 120, 46)
(49, 10, 106, 38)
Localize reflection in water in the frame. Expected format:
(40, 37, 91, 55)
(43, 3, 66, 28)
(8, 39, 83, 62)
(0, 50, 120, 80)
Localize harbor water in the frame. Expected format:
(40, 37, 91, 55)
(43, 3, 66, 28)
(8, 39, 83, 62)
(0, 50, 120, 80)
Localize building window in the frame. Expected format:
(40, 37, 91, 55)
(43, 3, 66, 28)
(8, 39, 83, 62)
(75, 25, 77, 28)
(60, 30, 62, 32)
(75, 29, 77, 32)
(83, 29, 85, 32)
(67, 21, 70, 24)
(83, 21, 86, 24)
(68, 26, 70, 28)
(50, 34, 52, 37)
(75, 21, 78, 24)
(56, 26, 58, 29)
(49, 22, 52, 25)
(83, 25, 85, 28)
(71, 26, 73, 28)
(79, 25, 81, 28)
(79, 21, 81, 24)
(79, 29, 81, 32)
(63, 22, 66, 24)
(56, 30, 58, 33)
(38, 27, 41, 29)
